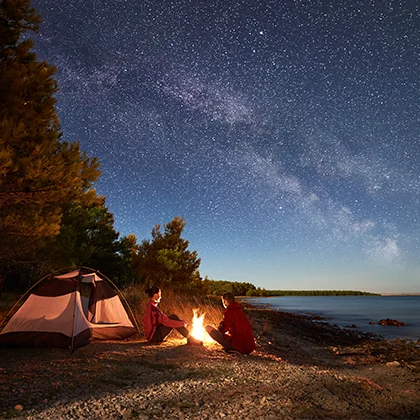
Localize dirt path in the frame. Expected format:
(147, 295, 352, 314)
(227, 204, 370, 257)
(1, 308, 419, 419)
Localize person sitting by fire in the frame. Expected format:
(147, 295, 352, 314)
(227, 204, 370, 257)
(143, 286, 202, 345)
(205, 292, 256, 354)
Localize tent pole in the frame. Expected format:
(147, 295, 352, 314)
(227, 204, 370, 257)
(69, 268, 81, 353)
(69, 290, 76, 353)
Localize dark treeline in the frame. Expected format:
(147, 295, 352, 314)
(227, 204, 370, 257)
(204, 279, 258, 297)
(263, 290, 380, 296)
(205, 280, 379, 297)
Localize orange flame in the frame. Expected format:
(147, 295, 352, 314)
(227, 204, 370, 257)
(191, 308, 205, 341)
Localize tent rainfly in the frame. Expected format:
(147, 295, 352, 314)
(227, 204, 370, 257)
(0, 268, 137, 351)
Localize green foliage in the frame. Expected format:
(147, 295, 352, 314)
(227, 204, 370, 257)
(206, 279, 259, 296)
(42, 194, 116, 264)
(133, 216, 201, 292)
(201, 275, 212, 295)
(0, 0, 100, 263)
(37, 194, 138, 285)
(205, 279, 378, 297)
(115, 233, 139, 286)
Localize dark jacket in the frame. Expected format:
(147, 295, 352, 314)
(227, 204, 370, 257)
(218, 301, 256, 354)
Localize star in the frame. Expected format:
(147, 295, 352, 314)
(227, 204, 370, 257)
(30, 0, 420, 293)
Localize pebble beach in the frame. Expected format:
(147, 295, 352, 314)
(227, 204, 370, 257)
(1, 307, 420, 419)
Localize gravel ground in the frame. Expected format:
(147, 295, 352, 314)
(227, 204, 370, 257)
(1, 308, 420, 419)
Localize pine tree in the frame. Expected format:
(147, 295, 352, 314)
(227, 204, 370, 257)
(0, 0, 100, 263)
(39, 193, 116, 268)
(134, 216, 202, 291)
(115, 233, 138, 286)
(33, 192, 139, 286)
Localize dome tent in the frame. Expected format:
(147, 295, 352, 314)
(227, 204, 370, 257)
(0, 267, 138, 352)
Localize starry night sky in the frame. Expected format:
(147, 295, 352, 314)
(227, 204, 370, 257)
(30, 0, 420, 293)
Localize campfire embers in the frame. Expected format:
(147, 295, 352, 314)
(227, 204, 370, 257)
(187, 336, 203, 346)
(189, 309, 205, 346)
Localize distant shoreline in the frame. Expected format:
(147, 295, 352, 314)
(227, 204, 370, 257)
(240, 292, 420, 297)
(241, 290, 380, 297)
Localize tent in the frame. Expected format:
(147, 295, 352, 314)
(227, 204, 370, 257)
(0, 268, 138, 351)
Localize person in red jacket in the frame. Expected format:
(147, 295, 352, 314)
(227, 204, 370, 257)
(143, 286, 201, 345)
(205, 292, 256, 354)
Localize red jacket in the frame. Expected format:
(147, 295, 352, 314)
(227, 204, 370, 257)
(143, 300, 185, 342)
(218, 301, 256, 354)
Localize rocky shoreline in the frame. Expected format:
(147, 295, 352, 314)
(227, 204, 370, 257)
(1, 307, 420, 419)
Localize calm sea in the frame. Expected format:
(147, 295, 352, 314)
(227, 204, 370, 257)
(245, 295, 420, 341)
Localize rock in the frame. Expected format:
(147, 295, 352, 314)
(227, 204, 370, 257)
(378, 319, 407, 327)
(14, 404, 23, 411)
(386, 361, 400, 367)
(122, 408, 134, 419)
(369, 321, 375, 325)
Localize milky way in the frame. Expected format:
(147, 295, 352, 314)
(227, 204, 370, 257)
(31, 0, 420, 292)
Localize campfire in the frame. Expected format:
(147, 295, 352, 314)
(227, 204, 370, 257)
(190, 309, 206, 343)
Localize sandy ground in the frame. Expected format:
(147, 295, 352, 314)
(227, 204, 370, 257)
(1, 307, 420, 419)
